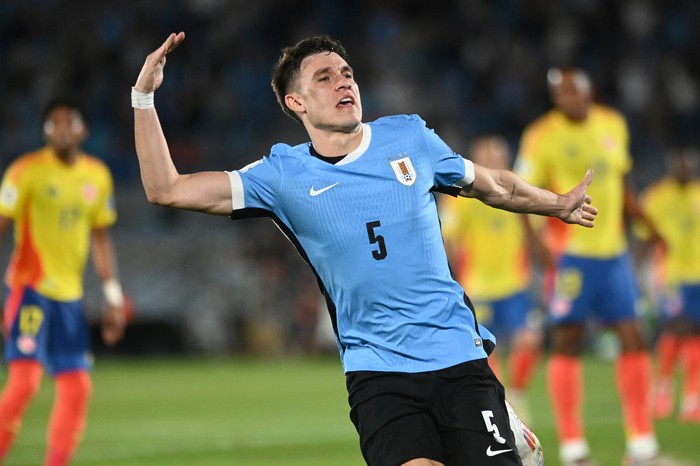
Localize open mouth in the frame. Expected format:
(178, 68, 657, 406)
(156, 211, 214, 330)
(337, 97, 354, 108)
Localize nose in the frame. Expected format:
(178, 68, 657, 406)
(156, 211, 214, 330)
(336, 76, 352, 90)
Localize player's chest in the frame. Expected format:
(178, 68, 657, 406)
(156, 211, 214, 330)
(30, 171, 101, 212)
(660, 189, 700, 232)
(282, 153, 434, 228)
(553, 127, 626, 176)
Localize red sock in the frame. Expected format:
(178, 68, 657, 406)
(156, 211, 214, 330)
(656, 332, 681, 381)
(45, 450, 71, 466)
(547, 355, 583, 441)
(44, 371, 92, 466)
(616, 352, 654, 437)
(0, 360, 43, 460)
(681, 337, 700, 400)
(509, 347, 540, 391)
(488, 350, 504, 383)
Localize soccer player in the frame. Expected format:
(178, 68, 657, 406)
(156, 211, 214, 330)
(639, 147, 700, 423)
(515, 67, 666, 466)
(440, 136, 544, 421)
(0, 99, 126, 466)
(132, 32, 597, 466)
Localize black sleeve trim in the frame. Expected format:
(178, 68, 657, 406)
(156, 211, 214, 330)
(229, 207, 273, 221)
(432, 185, 462, 197)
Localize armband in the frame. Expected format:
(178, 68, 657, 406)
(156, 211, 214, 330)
(131, 87, 154, 109)
(103, 279, 125, 307)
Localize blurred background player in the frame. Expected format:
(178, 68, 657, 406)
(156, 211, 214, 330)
(0, 99, 126, 466)
(515, 68, 670, 466)
(638, 147, 700, 423)
(440, 136, 545, 422)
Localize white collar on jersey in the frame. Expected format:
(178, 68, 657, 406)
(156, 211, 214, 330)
(336, 123, 371, 166)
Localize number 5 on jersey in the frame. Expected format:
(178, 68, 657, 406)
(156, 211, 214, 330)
(366, 220, 387, 260)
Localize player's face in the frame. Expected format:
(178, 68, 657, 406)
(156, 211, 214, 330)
(552, 72, 591, 122)
(43, 106, 87, 154)
(291, 52, 362, 132)
(671, 150, 699, 183)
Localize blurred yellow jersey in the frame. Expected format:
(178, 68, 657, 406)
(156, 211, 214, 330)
(640, 177, 700, 285)
(440, 196, 529, 300)
(515, 104, 631, 258)
(0, 147, 116, 300)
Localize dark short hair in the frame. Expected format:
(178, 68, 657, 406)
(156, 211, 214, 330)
(271, 35, 349, 123)
(42, 98, 87, 126)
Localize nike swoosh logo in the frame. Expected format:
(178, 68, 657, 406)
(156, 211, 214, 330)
(486, 446, 513, 457)
(309, 182, 339, 196)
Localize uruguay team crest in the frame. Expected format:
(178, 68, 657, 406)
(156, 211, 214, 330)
(390, 157, 416, 186)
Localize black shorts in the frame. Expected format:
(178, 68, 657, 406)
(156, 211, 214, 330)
(347, 359, 521, 466)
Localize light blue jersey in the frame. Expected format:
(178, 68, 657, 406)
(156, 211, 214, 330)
(228, 115, 493, 373)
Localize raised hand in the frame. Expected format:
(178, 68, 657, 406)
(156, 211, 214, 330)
(559, 169, 598, 227)
(134, 32, 185, 93)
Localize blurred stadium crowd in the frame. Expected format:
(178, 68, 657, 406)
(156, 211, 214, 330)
(1, 0, 699, 354)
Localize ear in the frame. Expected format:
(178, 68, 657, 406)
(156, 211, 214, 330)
(284, 93, 305, 114)
(78, 126, 89, 144)
(43, 120, 54, 139)
(73, 118, 88, 140)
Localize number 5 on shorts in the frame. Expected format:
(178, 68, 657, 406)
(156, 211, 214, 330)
(481, 410, 507, 444)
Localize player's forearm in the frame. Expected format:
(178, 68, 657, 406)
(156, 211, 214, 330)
(500, 171, 567, 217)
(92, 228, 125, 308)
(467, 167, 567, 218)
(91, 228, 120, 281)
(134, 107, 181, 206)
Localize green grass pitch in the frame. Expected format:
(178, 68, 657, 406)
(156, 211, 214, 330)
(2, 356, 698, 465)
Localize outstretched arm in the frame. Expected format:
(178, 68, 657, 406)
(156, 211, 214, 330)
(460, 165, 598, 228)
(133, 32, 232, 215)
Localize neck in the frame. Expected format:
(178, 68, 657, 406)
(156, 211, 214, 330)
(51, 146, 79, 165)
(306, 123, 363, 157)
(561, 111, 588, 123)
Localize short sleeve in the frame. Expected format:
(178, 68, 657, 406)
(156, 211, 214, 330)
(92, 168, 117, 227)
(514, 125, 548, 187)
(419, 121, 474, 190)
(227, 156, 282, 217)
(0, 161, 26, 219)
(618, 114, 633, 175)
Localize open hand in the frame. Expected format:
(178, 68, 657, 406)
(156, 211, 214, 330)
(134, 32, 185, 93)
(559, 169, 598, 227)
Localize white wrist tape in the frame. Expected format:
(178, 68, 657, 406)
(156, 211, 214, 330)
(131, 87, 154, 109)
(103, 279, 125, 307)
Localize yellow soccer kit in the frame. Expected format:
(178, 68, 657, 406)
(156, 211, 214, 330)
(0, 147, 116, 301)
(440, 196, 529, 301)
(641, 177, 700, 286)
(516, 104, 631, 258)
